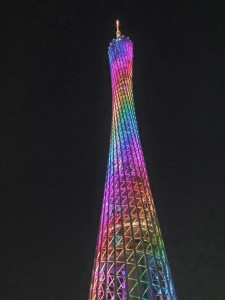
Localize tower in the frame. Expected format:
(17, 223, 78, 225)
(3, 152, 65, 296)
(89, 21, 177, 300)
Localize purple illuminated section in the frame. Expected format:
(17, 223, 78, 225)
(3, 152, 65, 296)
(89, 30, 177, 300)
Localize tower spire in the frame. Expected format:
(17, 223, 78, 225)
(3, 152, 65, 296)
(116, 19, 121, 38)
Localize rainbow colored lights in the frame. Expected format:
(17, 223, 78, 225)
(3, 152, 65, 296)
(89, 26, 177, 300)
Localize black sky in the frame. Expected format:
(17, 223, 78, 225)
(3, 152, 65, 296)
(1, 1, 225, 299)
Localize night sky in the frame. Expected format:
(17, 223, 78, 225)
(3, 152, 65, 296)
(1, 1, 225, 299)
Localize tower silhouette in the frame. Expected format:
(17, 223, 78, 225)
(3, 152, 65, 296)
(89, 21, 177, 300)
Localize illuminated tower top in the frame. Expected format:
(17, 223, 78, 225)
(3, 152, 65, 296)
(89, 21, 177, 300)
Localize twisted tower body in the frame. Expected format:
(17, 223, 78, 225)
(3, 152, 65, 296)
(89, 23, 177, 300)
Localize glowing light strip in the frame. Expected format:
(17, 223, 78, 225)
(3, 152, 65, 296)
(89, 35, 177, 300)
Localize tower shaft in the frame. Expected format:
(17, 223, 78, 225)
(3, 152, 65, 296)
(89, 30, 177, 300)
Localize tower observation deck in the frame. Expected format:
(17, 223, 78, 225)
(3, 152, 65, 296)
(89, 21, 177, 300)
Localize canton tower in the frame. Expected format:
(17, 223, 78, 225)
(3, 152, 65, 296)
(89, 21, 177, 300)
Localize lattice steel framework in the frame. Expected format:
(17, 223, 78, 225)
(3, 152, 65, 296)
(89, 22, 177, 300)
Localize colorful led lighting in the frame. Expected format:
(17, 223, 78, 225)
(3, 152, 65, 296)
(89, 25, 177, 300)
